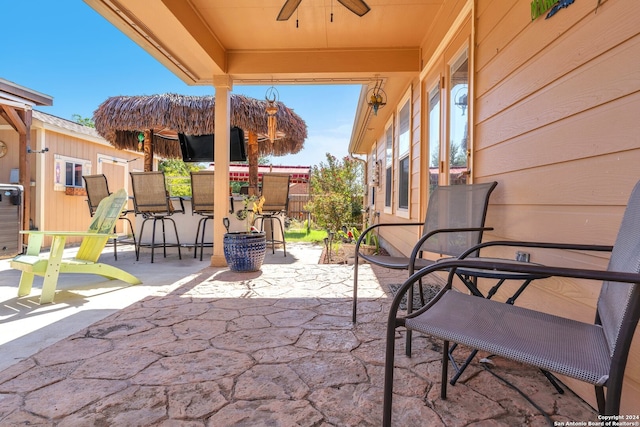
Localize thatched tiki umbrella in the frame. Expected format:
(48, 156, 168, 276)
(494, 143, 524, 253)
(93, 93, 307, 195)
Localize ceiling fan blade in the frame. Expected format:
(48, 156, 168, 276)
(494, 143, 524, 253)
(277, 0, 302, 21)
(337, 0, 370, 17)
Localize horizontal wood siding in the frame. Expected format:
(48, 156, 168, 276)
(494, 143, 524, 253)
(475, 0, 640, 411)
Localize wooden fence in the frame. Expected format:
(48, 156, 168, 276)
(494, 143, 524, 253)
(287, 193, 312, 224)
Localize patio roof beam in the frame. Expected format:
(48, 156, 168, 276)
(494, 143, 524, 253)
(227, 48, 420, 75)
(1, 104, 28, 135)
(161, 0, 227, 73)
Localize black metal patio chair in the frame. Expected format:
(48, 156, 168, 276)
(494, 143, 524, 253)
(352, 181, 498, 323)
(382, 180, 640, 425)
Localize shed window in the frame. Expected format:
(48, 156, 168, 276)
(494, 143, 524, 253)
(65, 162, 84, 187)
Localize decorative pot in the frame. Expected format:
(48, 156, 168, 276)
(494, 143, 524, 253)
(223, 231, 267, 272)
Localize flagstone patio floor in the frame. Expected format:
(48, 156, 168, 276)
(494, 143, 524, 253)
(0, 243, 599, 425)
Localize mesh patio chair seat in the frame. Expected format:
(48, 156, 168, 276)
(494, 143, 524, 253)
(382, 180, 640, 425)
(352, 181, 497, 324)
(190, 170, 215, 261)
(253, 173, 291, 256)
(82, 174, 136, 260)
(130, 171, 184, 263)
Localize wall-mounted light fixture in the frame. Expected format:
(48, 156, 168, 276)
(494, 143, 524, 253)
(366, 80, 387, 116)
(27, 146, 49, 154)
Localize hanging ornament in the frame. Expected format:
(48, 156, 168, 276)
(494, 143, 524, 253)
(137, 132, 145, 151)
(265, 86, 279, 143)
(366, 81, 387, 116)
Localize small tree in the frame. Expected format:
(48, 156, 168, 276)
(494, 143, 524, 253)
(305, 153, 364, 233)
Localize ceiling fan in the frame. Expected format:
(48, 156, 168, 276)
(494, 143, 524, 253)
(277, 0, 371, 21)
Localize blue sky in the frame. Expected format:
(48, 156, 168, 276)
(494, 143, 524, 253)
(0, 1, 362, 167)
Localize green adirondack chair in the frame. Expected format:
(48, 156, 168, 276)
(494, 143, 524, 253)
(10, 188, 142, 304)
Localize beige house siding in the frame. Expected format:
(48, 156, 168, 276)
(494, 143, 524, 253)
(367, 0, 640, 411)
(472, 0, 640, 410)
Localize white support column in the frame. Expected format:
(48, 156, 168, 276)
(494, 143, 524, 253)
(211, 75, 233, 267)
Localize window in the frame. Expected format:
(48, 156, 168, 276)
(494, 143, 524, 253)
(370, 150, 377, 206)
(397, 98, 410, 210)
(54, 155, 91, 191)
(65, 161, 84, 187)
(428, 83, 441, 191)
(449, 49, 469, 185)
(384, 124, 393, 209)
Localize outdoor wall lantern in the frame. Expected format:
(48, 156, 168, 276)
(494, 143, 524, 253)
(367, 82, 387, 116)
(265, 86, 279, 143)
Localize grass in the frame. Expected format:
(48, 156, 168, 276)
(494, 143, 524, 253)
(284, 228, 327, 243)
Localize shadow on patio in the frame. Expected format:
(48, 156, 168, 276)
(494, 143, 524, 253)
(0, 243, 598, 425)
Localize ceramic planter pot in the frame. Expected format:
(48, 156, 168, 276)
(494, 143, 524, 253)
(223, 231, 267, 272)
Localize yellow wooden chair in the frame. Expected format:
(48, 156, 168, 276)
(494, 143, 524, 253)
(10, 188, 142, 304)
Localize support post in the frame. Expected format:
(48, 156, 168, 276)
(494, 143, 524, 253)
(144, 129, 154, 172)
(211, 75, 233, 267)
(248, 131, 259, 196)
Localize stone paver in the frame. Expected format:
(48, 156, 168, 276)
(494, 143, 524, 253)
(0, 244, 599, 425)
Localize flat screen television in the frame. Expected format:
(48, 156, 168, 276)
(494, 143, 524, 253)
(178, 126, 247, 163)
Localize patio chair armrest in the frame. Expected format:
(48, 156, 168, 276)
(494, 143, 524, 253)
(170, 196, 186, 214)
(458, 240, 614, 259)
(354, 221, 423, 251)
(407, 226, 495, 270)
(390, 257, 640, 321)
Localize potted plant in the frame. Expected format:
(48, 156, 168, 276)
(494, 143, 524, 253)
(223, 195, 267, 272)
(352, 226, 379, 256)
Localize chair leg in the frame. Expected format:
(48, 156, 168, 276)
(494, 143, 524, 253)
(136, 218, 150, 261)
(113, 225, 118, 261)
(194, 217, 201, 259)
(167, 217, 182, 260)
(383, 316, 399, 427)
(121, 216, 137, 253)
(441, 340, 449, 399)
(275, 215, 286, 257)
(352, 251, 359, 323)
(268, 216, 275, 254)
(199, 217, 209, 261)
(161, 218, 168, 258)
(151, 218, 158, 263)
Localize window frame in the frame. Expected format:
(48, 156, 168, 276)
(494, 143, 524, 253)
(54, 154, 91, 192)
(383, 116, 394, 213)
(395, 88, 411, 218)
